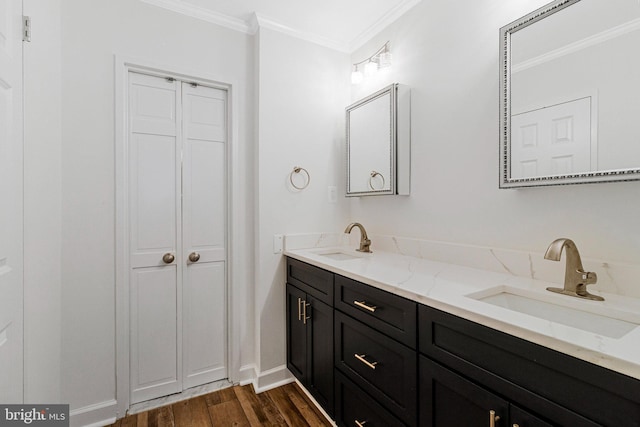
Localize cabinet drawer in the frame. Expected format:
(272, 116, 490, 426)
(287, 258, 334, 305)
(335, 275, 417, 348)
(419, 305, 638, 427)
(335, 311, 417, 425)
(335, 370, 407, 427)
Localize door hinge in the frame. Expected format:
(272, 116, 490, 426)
(23, 16, 31, 42)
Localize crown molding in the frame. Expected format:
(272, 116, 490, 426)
(139, 0, 251, 34)
(252, 13, 350, 52)
(513, 17, 640, 73)
(139, 0, 422, 53)
(349, 0, 423, 52)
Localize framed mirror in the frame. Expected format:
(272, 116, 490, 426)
(346, 83, 410, 196)
(500, 0, 640, 188)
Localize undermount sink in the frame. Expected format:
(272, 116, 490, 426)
(467, 287, 640, 339)
(312, 249, 363, 261)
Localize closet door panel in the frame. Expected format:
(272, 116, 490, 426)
(182, 83, 227, 389)
(0, 0, 24, 403)
(185, 139, 225, 258)
(129, 73, 182, 404)
(129, 72, 179, 269)
(182, 84, 226, 263)
(183, 261, 226, 388)
(130, 266, 180, 403)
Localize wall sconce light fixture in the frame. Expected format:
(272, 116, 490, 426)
(351, 41, 392, 84)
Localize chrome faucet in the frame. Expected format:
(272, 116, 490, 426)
(544, 238, 603, 301)
(344, 222, 372, 253)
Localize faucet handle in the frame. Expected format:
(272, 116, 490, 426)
(581, 271, 597, 285)
(574, 271, 599, 299)
(357, 238, 372, 253)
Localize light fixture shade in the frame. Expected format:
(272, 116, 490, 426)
(378, 51, 392, 68)
(351, 70, 364, 84)
(364, 61, 378, 77)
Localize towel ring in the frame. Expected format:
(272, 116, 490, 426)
(290, 166, 310, 190)
(368, 171, 385, 190)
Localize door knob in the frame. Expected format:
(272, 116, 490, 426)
(188, 252, 200, 263)
(162, 253, 175, 264)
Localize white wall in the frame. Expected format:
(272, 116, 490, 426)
(349, 0, 640, 265)
(57, 0, 254, 419)
(23, 0, 62, 404)
(255, 28, 350, 374)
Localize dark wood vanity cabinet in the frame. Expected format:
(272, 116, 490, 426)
(286, 257, 640, 427)
(286, 259, 334, 416)
(419, 305, 640, 427)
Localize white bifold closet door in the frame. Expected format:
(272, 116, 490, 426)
(128, 72, 227, 404)
(0, 0, 24, 404)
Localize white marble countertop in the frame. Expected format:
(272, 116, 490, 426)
(284, 246, 640, 380)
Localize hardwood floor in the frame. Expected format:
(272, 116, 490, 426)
(107, 383, 333, 427)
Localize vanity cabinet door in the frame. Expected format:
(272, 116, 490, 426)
(307, 294, 334, 416)
(286, 283, 334, 417)
(287, 283, 307, 382)
(419, 356, 508, 427)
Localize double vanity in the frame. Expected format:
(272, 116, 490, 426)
(284, 234, 640, 426)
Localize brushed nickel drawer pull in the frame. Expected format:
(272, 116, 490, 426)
(355, 420, 367, 427)
(297, 298, 302, 321)
(354, 300, 377, 312)
(489, 410, 501, 427)
(354, 353, 378, 370)
(303, 301, 311, 325)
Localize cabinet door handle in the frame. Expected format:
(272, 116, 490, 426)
(303, 302, 311, 324)
(297, 298, 302, 321)
(354, 353, 378, 370)
(355, 421, 367, 427)
(354, 300, 377, 312)
(489, 410, 501, 427)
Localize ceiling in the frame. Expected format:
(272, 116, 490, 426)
(140, 0, 422, 52)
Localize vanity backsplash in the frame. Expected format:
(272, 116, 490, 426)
(284, 232, 640, 298)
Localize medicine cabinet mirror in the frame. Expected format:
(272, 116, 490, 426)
(346, 83, 410, 196)
(500, 0, 640, 188)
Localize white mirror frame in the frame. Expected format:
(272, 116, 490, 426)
(499, 0, 640, 188)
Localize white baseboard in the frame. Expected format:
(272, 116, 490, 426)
(70, 399, 117, 427)
(67, 367, 291, 426)
(237, 363, 258, 386)
(252, 364, 294, 393)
